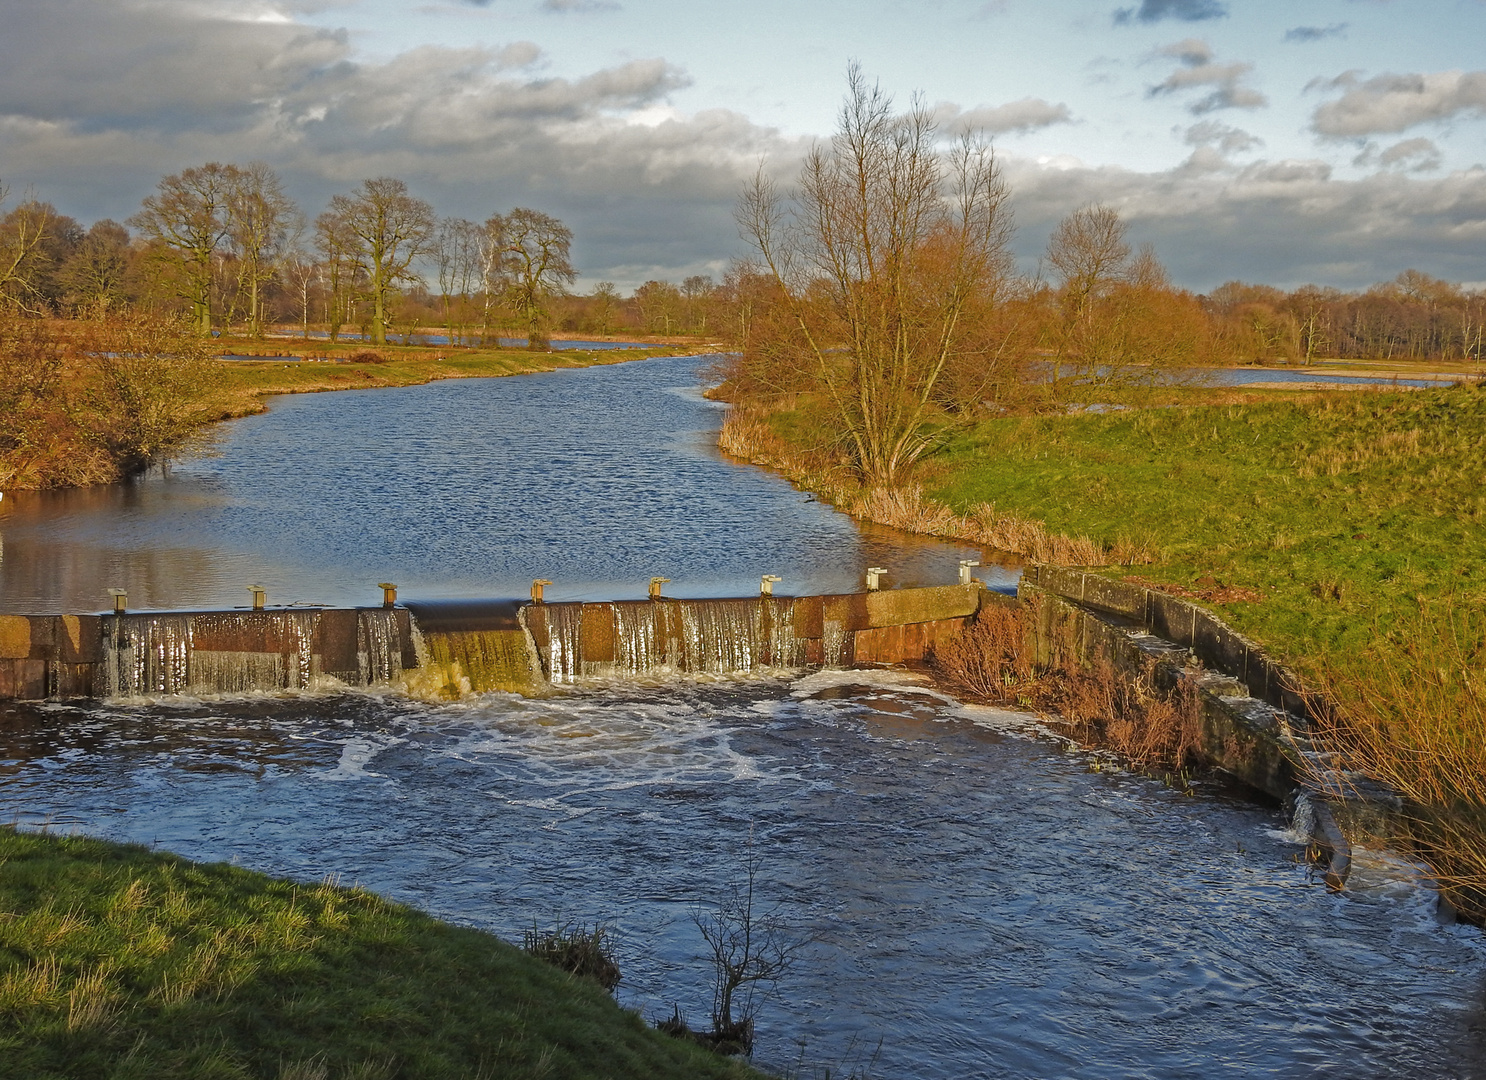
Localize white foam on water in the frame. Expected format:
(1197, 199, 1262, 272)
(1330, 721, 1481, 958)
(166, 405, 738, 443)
(321, 736, 403, 781)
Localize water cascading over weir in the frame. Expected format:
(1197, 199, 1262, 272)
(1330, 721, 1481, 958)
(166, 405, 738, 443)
(0, 585, 985, 701)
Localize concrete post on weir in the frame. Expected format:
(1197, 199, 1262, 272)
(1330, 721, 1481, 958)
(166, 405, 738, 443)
(865, 567, 887, 591)
(761, 575, 782, 596)
(247, 585, 267, 611)
(531, 579, 552, 604)
(107, 589, 127, 614)
(958, 560, 981, 586)
(649, 577, 670, 601)
(379, 583, 398, 609)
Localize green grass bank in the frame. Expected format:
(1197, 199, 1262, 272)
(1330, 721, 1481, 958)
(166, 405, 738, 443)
(0, 827, 763, 1080)
(930, 384, 1486, 660)
(722, 380, 1486, 908)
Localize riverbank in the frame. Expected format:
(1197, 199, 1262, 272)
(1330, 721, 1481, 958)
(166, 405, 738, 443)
(718, 378, 1486, 911)
(0, 826, 764, 1080)
(203, 338, 695, 426)
(0, 315, 693, 494)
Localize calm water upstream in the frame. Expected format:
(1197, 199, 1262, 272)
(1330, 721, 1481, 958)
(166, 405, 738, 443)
(0, 354, 1004, 612)
(1, 354, 1483, 1077)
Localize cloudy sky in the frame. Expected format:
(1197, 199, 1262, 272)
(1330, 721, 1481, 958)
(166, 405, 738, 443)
(1, 0, 1483, 291)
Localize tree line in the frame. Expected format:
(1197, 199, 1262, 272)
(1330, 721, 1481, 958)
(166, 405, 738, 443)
(0, 171, 580, 349)
(719, 65, 1486, 486)
(4, 163, 1479, 366)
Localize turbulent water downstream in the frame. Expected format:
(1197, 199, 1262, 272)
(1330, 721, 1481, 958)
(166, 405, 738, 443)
(2, 355, 1484, 1077)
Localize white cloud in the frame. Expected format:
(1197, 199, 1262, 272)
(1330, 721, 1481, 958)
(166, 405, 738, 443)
(1353, 137, 1443, 172)
(938, 98, 1073, 135)
(1311, 70, 1486, 137)
(1004, 155, 1486, 290)
(1, 0, 1483, 292)
(1183, 119, 1261, 154)
(1149, 39, 1267, 113)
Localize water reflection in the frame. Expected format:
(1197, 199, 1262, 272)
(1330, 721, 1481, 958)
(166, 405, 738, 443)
(0, 355, 1010, 613)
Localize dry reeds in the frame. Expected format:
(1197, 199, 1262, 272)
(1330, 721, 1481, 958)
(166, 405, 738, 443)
(929, 603, 1205, 768)
(850, 485, 1136, 566)
(1303, 602, 1486, 917)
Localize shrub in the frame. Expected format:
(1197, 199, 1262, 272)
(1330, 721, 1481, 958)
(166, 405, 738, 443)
(522, 921, 621, 992)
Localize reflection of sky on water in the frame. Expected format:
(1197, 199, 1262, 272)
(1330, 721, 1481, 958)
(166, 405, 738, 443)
(0, 355, 1009, 613)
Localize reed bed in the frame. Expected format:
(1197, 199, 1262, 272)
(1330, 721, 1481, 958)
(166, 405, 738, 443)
(930, 603, 1205, 769)
(1302, 602, 1486, 918)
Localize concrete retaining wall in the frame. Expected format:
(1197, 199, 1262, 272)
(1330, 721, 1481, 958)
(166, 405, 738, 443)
(1021, 565, 1311, 722)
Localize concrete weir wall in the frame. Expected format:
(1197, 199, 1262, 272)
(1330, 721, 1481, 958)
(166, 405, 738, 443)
(0, 584, 984, 702)
(1017, 566, 1386, 891)
(1018, 566, 1310, 801)
(0, 609, 418, 700)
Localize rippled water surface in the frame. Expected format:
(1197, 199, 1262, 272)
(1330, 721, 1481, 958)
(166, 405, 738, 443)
(2, 352, 1483, 1077)
(3, 676, 1484, 1078)
(0, 353, 1006, 613)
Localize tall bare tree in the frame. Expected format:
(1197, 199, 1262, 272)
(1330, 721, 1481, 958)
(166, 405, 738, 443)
(130, 163, 241, 335)
(314, 209, 363, 343)
(328, 178, 435, 345)
(738, 65, 1015, 486)
(58, 220, 133, 316)
(431, 217, 483, 345)
(226, 163, 302, 338)
(0, 189, 59, 314)
(487, 208, 576, 350)
(1045, 203, 1130, 388)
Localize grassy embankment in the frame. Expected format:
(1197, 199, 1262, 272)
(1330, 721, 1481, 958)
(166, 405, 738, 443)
(0, 826, 763, 1080)
(722, 376, 1486, 910)
(202, 338, 693, 427)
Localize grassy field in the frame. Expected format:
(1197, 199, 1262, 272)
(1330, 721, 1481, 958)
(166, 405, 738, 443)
(0, 827, 764, 1080)
(928, 383, 1486, 662)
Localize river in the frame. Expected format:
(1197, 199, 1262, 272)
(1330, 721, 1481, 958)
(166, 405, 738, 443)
(1, 354, 1483, 1077)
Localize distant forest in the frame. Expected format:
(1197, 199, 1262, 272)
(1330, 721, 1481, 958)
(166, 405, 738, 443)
(2, 163, 1482, 364)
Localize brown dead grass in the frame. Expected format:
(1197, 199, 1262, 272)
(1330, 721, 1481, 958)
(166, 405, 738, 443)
(929, 602, 1205, 769)
(1303, 602, 1486, 918)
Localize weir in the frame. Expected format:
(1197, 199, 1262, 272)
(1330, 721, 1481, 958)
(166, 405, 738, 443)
(0, 584, 985, 702)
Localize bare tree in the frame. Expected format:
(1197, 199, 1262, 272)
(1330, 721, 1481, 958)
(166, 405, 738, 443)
(738, 65, 1015, 487)
(487, 208, 576, 350)
(1045, 203, 1131, 388)
(226, 163, 303, 338)
(431, 217, 483, 345)
(589, 281, 620, 336)
(130, 163, 241, 335)
(314, 208, 367, 343)
(58, 220, 133, 317)
(681, 274, 715, 333)
(693, 838, 808, 1056)
(280, 249, 318, 340)
(634, 279, 681, 335)
(0, 189, 59, 314)
(328, 178, 435, 345)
